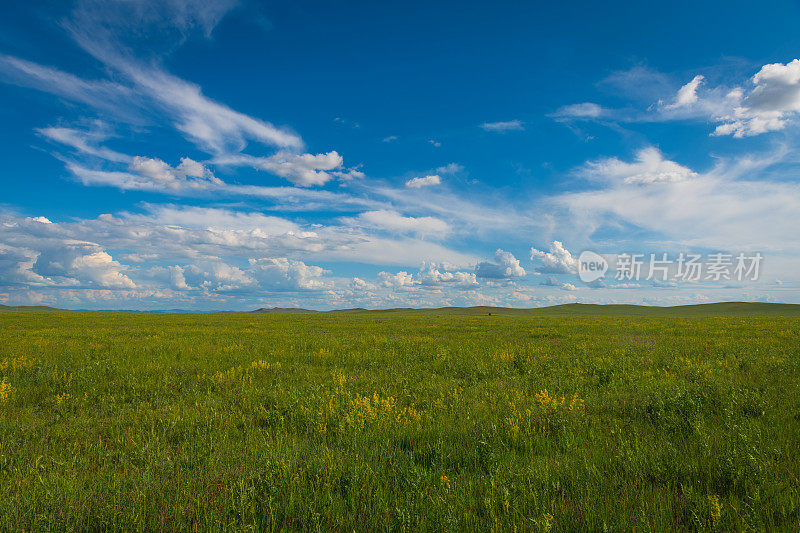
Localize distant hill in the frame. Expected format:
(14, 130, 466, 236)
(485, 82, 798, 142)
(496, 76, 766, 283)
(330, 302, 800, 317)
(250, 307, 319, 314)
(2, 302, 800, 317)
(0, 304, 67, 312)
(249, 302, 800, 317)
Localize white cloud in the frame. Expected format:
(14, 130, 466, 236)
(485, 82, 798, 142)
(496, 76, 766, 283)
(480, 119, 524, 132)
(0, 243, 50, 285)
(435, 163, 464, 175)
(215, 151, 344, 186)
(666, 75, 704, 109)
(0, 54, 142, 120)
(129, 68, 304, 153)
(580, 147, 697, 185)
(149, 256, 330, 293)
(65, 157, 378, 211)
(378, 263, 477, 290)
(31, 242, 135, 288)
(0, 205, 478, 291)
(124, 204, 302, 234)
(248, 257, 330, 290)
(417, 263, 478, 288)
(349, 210, 449, 238)
(254, 151, 343, 186)
(350, 277, 372, 292)
(179, 262, 255, 292)
(428, 139, 442, 147)
(129, 156, 222, 190)
(539, 276, 577, 291)
(69, 0, 238, 43)
(405, 175, 441, 188)
(378, 270, 415, 288)
(530, 241, 577, 274)
(37, 124, 131, 163)
(331, 168, 366, 181)
(66, 156, 222, 192)
(644, 60, 800, 138)
(475, 249, 526, 279)
(1, 3, 304, 157)
(551, 102, 606, 120)
(555, 146, 800, 252)
(712, 59, 800, 137)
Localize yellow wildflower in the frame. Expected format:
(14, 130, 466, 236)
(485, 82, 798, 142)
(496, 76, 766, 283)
(0, 377, 12, 403)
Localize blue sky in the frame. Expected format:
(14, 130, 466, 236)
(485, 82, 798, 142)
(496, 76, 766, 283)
(1, 0, 799, 310)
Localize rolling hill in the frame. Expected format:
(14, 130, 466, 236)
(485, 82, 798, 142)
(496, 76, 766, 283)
(2, 301, 799, 316)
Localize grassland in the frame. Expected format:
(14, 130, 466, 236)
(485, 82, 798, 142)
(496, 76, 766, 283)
(0, 311, 798, 531)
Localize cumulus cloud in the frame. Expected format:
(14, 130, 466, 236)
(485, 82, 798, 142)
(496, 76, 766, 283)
(0, 206, 478, 300)
(551, 61, 800, 138)
(417, 263, 478, 288)
(665, 75, 704, 109)
(378, 270, 415, 288)
(475, 249, 526, 279)
(179, 262, 255, 292)
(378, 263, 478, 290)
(405, 175, 441, 188)
(134, 256, 331, 294)
(350, 277, 372, 292)
(648, 60, 800, 137)
(129, 156, 222, 189)
(480, 120, 524, 132)
(0, 243, 50, 285)
(530, 241, 577, 274)
(67, 156, 222, 192)
(712, 59, 800, 137)
(248, 257, 330, 290)
(250, 151, 342, 186)
(215, 151, 344, 186)
(31, 242, 135, 288)
(579, 147, 697, 185)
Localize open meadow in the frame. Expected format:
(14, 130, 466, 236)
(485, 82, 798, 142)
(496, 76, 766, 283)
(0, 310, 799, 530)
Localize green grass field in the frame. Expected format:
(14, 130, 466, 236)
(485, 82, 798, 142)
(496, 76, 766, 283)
(1, 311, 799, 530)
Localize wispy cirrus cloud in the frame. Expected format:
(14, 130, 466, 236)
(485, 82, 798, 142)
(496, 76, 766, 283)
(1, 0, 304, 158)
(344, 210, 450, 239)
(37, 124, 132, 163)
(0, 54, 143, 122)
(480, 119, 524, 132)
(550, 102, 608, 121)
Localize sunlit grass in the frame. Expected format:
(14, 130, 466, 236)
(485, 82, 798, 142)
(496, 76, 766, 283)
(0, 312, 798, 530)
